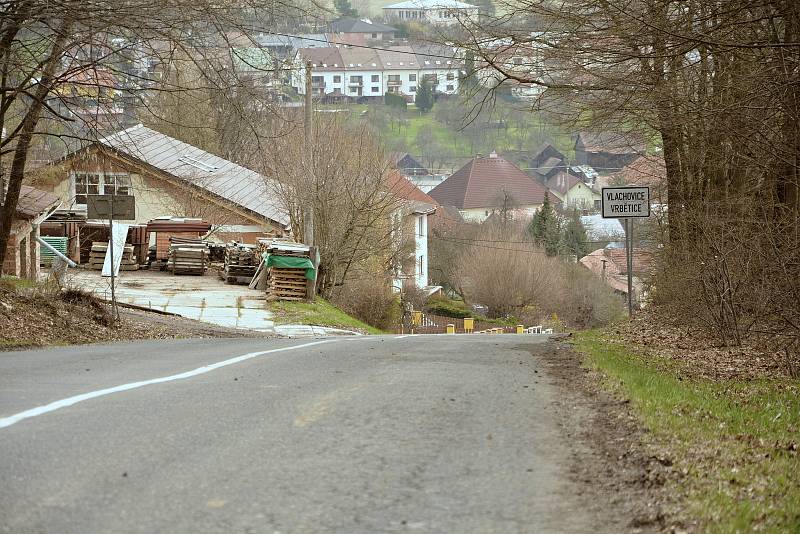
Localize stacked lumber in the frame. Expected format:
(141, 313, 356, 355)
(167, 237, 207, 275)
(221, 243, 258, 284)
(265, 267, 308, 301)
(88, 242, 138, 271)
(258, 239, 314, 301)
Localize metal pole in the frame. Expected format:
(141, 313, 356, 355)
(109, 197, 118, 321)
(303, 61, 316, 301)
(626, 218, 634, 317)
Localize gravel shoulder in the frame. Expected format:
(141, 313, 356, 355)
(528, 336, 669, 533)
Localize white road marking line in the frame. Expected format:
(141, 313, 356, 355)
(394, 334, 417, 339)
(0, 340, 333, 430)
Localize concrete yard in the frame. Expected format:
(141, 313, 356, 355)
(68, 269, 356, 337)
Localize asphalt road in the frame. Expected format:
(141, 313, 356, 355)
(0, 335, 622, 533)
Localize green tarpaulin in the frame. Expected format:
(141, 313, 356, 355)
(262, 253, 316, 280)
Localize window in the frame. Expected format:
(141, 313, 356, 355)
(350, 75, 363, 83)
(418, 255, 424, 276)
(333, 75, 341, 83)
(410, 86, 416, 92)
(73, 172, 131, 206)
(311, 75, 324, 85)
(371, 33, 378, 38)
(446, 72, 455, 80)
(417, 215, 425, 236)
(371, 74, 379, 82)
(409, 73, 417, 81)
(446, 84, 454, 91)
(371, 86, 379, 93)
(513, 57, 523, 65)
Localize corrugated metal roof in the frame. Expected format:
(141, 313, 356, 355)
(99, 125, 289, 227)
(15, 185, 61, 220)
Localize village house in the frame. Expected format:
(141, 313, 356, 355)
(579, 247, 654, 308)
(574, 131, 646, 171)
(428, 151, 557, 222)
(1, 186, 61, 280)
(326, 17, 398, 45)
(387, 172, 440, 294)
(30, 124, 289, 265)
(541, 171, 601, 210)
(382, 0, 480, 26)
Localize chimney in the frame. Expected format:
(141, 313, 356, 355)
(489, 150, 498, 158)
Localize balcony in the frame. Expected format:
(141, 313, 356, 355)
(387, 79, 402, 86)
(348, 80, 364, 86)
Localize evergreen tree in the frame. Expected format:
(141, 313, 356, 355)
(528, 191, 560, 256)
(415, 78, 435, 113)
(561, 209, 589, 260)
(334, 0, 358, 17)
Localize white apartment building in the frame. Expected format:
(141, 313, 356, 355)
(292, 45, 463, 102)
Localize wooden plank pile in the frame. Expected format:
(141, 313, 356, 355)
(255, 239, 314, 301)
(88, 241, 138, 271)
(221, 243, 258, 284)
(167, 237, 207, 275)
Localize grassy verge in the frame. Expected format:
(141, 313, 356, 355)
(571, 330, 799, 533)
(266, 297, 384, 335)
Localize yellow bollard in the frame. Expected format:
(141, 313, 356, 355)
(446, 324, 455, 334)
(412, 310, 422, 326)
(516, 324, 524, 334)
(463, 317, 474, 333)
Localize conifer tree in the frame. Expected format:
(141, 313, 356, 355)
(561, 209, 589, 260)
(528, 191, 560, 256)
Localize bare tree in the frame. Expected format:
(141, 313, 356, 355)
(261, 113, 404, 296)
(0, 0, 315, 268)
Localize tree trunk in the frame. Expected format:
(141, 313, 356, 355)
(0, 18, 71, 268)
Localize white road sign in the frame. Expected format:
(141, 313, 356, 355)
(601, 186, 650, 218)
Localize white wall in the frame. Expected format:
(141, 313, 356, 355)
(414, 213, 428, 288)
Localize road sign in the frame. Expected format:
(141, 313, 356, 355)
(87, 194, 136, 220)
(601, 186, 650, 218)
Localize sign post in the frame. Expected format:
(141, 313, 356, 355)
(601, 186, 650, 317)
(87, 195, 136, 321)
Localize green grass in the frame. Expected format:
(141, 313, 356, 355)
(0, 275, 42, 291)
(571, 330, 800, 533)
(266, 297, 384, 335)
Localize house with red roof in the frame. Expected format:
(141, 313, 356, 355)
(387, 172, 443, 293)
(579, 247, 655, 307)
(542, 170, 600, 210)
(428, 152, 557, 222)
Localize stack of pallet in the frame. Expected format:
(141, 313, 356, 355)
(257, 240, 314, 301)
(221, 243, 258, 284)
(88, 242, 138, 271)
(167, 237, 207, 275)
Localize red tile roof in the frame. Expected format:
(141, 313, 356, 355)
(429, 154, 556, 209)
(386, 171, 438, 204)
(545, 171, 583, 195)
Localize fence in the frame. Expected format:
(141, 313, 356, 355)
(392, 312, 551, 335)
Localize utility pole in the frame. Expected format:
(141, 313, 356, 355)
(303, 60, 314, 248)
(304, 61, 316, 302)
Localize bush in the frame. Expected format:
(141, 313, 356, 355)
(330, 274, 401, 331)
(425, 297, 471, 318)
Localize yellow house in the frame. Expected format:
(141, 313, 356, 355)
(544, 171, 601, 210)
